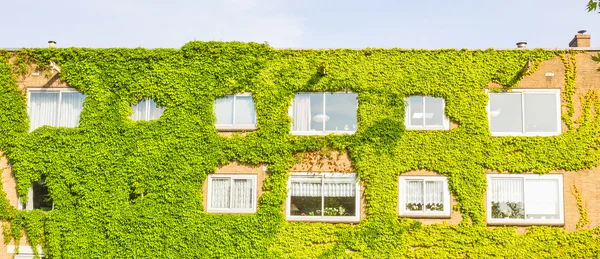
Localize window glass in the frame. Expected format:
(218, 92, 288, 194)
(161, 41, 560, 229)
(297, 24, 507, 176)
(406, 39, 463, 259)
(489, 178, 524, 219)
(208, 175, 256, 213)
(489, 93, 523, 133)
(234, 96, 256, 125)
(147, 99, 165, 120)
(291, 92, 357, 134)
(59, 92, 85, 127)
(289, 177, 322, 216)
(323, 177, 356, 216)
(325, 93, 358, 132)
(524, 93, 558, 133)
(29, 90, 86, 131)
(424, 97, 444, 126)
(408, 96, 424, 126)
(524, 179, 560, 220)
(399, 176, 450, 216)
(215, 96, 234, 125)
(131, 99, 164, 121)
(22, 180, 53, 211)
(214, 94, 257, 129)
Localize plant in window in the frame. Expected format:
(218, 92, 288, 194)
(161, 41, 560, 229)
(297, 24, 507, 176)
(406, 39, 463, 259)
(491, 201, 524, 219)
(425, 203, 444, 211)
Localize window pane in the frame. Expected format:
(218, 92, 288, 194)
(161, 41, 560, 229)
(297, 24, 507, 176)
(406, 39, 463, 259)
(489, 93, 523, 133)
(289, 177, 322, 216)
(215, 96, 234, 124)
(148, 99, 165, 120)
(291, 93, 313, 132)
(408, 96, 424, 126)
(525, 179, 560, 219)
(489, 178, 524, 219)
(424, 97, 444, 126)
(309, 94, 324, 131)
(405, 180, 424, 211)
(231, 179, 253, 209)
(234, 96, 256, 125)
(131, 100, 148, 121)
(29, 92, 59, 131)
(424, 181, 444, 212)
(32, 181, 52, 211)
(58, 92, 85, 127)
(324, 93, 358, 131)
(323, 177, 356, 216)
(211, 178, 231, 209)
(524, 93, 558, 133)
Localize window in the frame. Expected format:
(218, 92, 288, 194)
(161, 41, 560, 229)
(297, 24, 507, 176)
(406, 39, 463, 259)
(487, 89, 561, 136)
(289, 92, 358, 135)
(7, 245, 44, 259)
(487, 174, 563, 225)
(131, 99, 164, 121)
(20, 180, 53, 211)
(214, 93, 257, 130)
(398, 176, 451, 217)
(287, 173, 360, 222)
(405, 96, 449, 130)
(27, 88, 86, 131)
(207, 175, 257, 213)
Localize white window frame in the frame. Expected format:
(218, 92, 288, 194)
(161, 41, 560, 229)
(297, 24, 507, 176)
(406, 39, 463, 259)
(486, 89, 561, 136)
(286, 172, 360, 223)
(27, 87, 85, 131)
(289, 92, 358, 135)
(7, 245, 44, 258)
(214, 93, 257, 131)
(18, 181, 54, 211)
(398, 176, 451, 217)
(207, 174, 257, 213)
(404, 96, 450, 130)
(130, 98, 164, 121)
(486, 174, 564, 225)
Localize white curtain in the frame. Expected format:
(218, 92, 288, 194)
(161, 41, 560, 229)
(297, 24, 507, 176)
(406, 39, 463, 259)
(215, 96, 234, 124)
(231, 179, 253, 209)
(148, 99, 165, 120)
(489, 178, 523, 203)
(211, 178, 231, 209)
(131, 100, 147, 121)
(525, 179, 558, 217)
(425, 181, 443, 206)
(323, 181, 355, 197)
(406, 180, 424, 204)
(290, 180, 322, 197)
(29, 92, 59, 131)
(58, 92, 85, 127)
(292, 94, 311, 131)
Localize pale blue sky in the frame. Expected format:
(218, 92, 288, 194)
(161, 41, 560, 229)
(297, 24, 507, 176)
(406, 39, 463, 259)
(1, 0, 597, 49)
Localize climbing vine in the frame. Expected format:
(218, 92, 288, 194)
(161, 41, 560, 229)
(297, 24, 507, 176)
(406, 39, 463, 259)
(0, 43, 599, 258)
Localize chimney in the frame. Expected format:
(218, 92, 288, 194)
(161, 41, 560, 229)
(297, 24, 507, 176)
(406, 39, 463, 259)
(516, 41, 527, 49)
(48, 41, 56, 48)
(569, 30, 590, 48)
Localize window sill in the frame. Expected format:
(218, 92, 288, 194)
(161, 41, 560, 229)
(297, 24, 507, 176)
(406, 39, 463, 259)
(216, 125, 257, 132)
(487, 220, 564, 226)
(398, 213, 451, 219)
(286, 216, 360, 223)
(207, 209, 256, 214)
(490, 132, 561, 137)
(291, 131, 356, 136)
(405, 126, 450, 131)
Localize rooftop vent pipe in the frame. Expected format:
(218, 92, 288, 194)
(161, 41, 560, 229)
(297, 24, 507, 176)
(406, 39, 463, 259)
(516, 42, 527, 48)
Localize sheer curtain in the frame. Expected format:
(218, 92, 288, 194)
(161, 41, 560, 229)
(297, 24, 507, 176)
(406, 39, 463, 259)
(231, 179, 253, 209)
(323, 179, 356, 197)
(292, 94, 311, 131)
(290, 179, 321, 197)
(58, 92, 85, 127)
(525, 179, 559, 218)
(424, 181, 443, 208)
(406, 180, 424, 205)
(131, 100, 148, 121)
(29, 92, 59, 131)
(211, 178, 231, 209)
(148, 99, 165, 120)
(489, 178, 523, 203)
(215, 97, 234, 124)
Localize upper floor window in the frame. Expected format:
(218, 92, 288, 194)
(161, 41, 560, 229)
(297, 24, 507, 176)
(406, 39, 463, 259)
(28, 88, 86, 131)
(287, 172, 360, 222)
(398, 176, 451, 217)
(487, 174, 563, 225)
(20, 180, 53, 211)
(207, 174, 257, 213)
(130, 99, 164, 121)
(405, 96, 449, 130)
(487, 89, 561, 136)
(289, 92, 358, 135)
(214, 93, 256, 130)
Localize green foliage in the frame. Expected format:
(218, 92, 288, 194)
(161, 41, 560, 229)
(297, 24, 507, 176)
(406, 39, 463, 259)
(588, 0, 599, 13)
(0, 43, 599, 258)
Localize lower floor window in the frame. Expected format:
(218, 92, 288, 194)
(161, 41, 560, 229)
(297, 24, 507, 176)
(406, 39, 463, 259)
(487, 174, 564, 225)
(399, 176, 451, 217)
(207, 174, 257, 213)
(287, 173, 360, 222)
(20, 180, 53, 211)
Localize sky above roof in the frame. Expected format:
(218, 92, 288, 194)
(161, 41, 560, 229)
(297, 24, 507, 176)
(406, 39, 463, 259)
(1, 0, 598, 49)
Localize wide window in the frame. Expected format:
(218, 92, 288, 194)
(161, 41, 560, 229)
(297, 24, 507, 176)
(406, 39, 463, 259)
(207, 175, 257, 213)
(20, 180, 53, 211)
(398, 176, 451, 217)
(131, 99, 164, 121)
(287, 173, 360, 222)
(214, 93, 257, 130)
(487, 174, 563, 225)
(289, 92, 358, 135)
(28, 88, 86, 131)
(405, 96, 449, 130)
(487, 89, 561, 136)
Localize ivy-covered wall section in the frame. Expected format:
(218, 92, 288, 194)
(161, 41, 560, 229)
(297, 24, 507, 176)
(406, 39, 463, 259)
(1, 44, 600, 258)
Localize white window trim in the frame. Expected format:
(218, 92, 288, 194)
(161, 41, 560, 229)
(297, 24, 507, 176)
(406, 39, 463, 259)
(286, 172, 361, 223)
(289, 92, 358, 136)
(486, 174, 564, 225)
(131, 98, 163, 121)
(27, 87, 84, 131)
(404, 96, 450, 130)
(17, 182, 54, 211)
(7, 245, 44, 257)
(486, 89, 561, 136)
(207, 174, 257, 213)
(215, 93, 257, 131)
(398, 176, 451, 217)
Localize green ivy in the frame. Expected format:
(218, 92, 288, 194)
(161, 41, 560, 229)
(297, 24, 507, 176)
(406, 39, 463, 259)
(0, 43, 599, 258)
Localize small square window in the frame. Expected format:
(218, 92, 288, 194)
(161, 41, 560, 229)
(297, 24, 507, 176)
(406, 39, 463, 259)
(487, 174, 564, 225)
(286, 173, 360, 222)
(130, 99, 164, 121)
(398, 176, 451, 217)
(214, 93, 257, 130)
(487, 89, 561, 136)
(19, 180, 53, 211)
(289, 92, 358, 135)
(207, 175, 257, 213)
(27, 88, 86, 131)
(405, 96, 449, 130)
